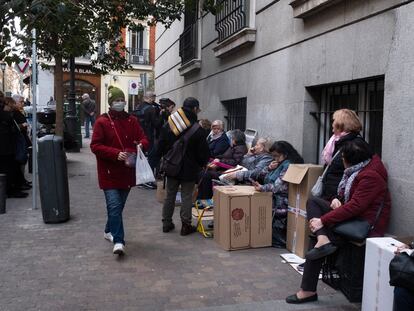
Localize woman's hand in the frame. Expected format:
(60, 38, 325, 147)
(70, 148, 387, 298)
(395, 244, 409, 254)
(251, 180, 262, 191)
(330, 198, 342, 210)
(269, 161, 279, 170)
(309, 218, 324, 233)
(117, 152, 128, 161)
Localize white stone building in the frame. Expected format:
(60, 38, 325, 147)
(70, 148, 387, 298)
(155, 0, 414, 235)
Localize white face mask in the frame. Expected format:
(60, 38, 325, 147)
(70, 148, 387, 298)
(111, 101, 126, 111)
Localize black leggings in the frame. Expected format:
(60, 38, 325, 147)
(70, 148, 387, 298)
(301, 196, 334, 292)
(196, 170, 221, 200)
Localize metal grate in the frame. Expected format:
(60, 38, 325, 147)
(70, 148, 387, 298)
(179, 23, 198, 65)
(215, 0, 249, 43)
(222, 97, 247, 131)
(310, 77, 384, 163)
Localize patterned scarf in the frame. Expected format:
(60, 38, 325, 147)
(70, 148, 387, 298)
(337, 159, 371, 203)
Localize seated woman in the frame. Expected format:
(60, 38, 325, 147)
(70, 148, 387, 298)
(207, 120, 230, 158)
(286, 139, 391, 304)
(247, 141, 304, 247)
(223, 137, 273, 183)
(197, 130, 248, 200)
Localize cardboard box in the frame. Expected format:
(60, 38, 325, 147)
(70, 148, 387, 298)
(283, 164, 323, 258)
(213, 186, 272, 250)
(362, 237, 404, 311)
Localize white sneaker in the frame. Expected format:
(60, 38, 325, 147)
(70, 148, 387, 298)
(104, 232, 114, 243)
(113, 243, 125, 255)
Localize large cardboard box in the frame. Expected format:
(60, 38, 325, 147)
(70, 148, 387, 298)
(362, 237, 405, 311)
(283, 164, 323, 258)
(213, 186, 272, 250)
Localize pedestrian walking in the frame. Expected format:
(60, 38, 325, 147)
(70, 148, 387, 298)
(90, 86, 149, 255)
(156, 97, 210, 235)
(81, 93, 96, 138)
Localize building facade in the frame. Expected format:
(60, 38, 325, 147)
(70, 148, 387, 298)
(155, 0, 414, 235)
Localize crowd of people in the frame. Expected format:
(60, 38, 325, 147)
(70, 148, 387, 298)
(89, 90, 411, 308)
(0, 91, 32, 199)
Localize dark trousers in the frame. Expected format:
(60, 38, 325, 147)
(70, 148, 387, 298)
(301, 196, 333, 292)
(162, 177, 194, 225)
(197, 170, 221, 200)
(394, 287, 414, 311)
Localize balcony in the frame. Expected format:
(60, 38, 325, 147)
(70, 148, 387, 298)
(127, 48, 150, 65)
(213, 0, 256, 58)
(178, 23, 201, 76)
(290, 0, 344, 19)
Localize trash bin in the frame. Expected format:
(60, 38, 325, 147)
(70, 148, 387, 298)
(38, 135, 70, 223)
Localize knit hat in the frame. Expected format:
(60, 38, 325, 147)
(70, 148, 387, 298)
(108, 86, 125, 104)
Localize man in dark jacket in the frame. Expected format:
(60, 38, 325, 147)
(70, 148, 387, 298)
(157, 97, 210, 235)
(81, 93, 96, 138)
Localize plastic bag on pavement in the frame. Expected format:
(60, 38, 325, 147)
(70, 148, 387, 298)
(135, 146, 155, 185)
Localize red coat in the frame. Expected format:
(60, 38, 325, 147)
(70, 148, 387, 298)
(91, 110, 149, 190)
(321, 155, 391, 237)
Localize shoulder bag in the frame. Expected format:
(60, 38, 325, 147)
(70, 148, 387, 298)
(107, 113, 136, 168)
(311, 150, 341, 197)
(332, 200, 384, 242)
(389, 251, 414, 292)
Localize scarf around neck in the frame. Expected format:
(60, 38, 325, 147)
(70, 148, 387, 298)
(322, 132, 349, 164)
(337, 159, 371, 202)
(208, 131, 223, 141)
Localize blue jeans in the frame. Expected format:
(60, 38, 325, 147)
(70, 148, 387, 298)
(103, 189, 130, 245)
(85, 114, 95, 138)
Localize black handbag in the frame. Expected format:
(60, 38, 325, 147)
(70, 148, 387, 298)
(332, 201, 384, 242)
(389, 252, 414, 292)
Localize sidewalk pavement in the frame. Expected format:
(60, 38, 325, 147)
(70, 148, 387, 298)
(0, 138, 360, 311)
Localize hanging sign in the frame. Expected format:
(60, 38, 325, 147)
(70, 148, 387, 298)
(16, 59, 30, 74)
(129, 79, 140, 95)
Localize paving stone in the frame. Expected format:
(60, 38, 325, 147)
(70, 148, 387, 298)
(0, 142, 360, 311)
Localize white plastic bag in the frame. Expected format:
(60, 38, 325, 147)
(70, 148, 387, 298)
(135, 146, 155, 185)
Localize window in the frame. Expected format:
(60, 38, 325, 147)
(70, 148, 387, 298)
(179, 2, 199, 65)
(310, 77, 384, 162)
(128, 29, 150, 65)
(215, 0, 249, 42)
(222, 97, 247, 131)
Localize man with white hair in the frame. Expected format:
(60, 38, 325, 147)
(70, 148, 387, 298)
(81, 93, 96, 138)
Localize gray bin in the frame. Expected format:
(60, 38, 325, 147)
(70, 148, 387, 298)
(38, 135, 70, 223)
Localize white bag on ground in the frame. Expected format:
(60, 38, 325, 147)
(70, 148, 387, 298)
(135, 146, 155, 185)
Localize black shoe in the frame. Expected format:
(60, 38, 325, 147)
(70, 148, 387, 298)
(8, 191, 29, 198)
(207, 221, 214, 229)
(286, 293, 318, 304)
(163, 222, 175, 233)
(305, 243, 337, 261)
(180, 223, 197, 236)
(146, 182, 157, 189)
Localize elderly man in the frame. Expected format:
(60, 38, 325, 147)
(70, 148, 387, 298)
(81, 93, 96, 138)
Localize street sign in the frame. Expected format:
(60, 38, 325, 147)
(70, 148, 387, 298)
(16, 59, 30, 74)
(128, 79, 140, 95)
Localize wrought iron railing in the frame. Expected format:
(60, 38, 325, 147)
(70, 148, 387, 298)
(128, 48, 150, 65)
(215, 0, 249, 43)
(310, 77, 385, 162)
(179, 23, 198, 65)
(223, 97, 247, 131)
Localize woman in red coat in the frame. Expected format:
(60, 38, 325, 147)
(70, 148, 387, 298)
(91, 86, 148, 255)
(286, 139, 391, 304)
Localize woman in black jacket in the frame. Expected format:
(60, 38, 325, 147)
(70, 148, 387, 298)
(207, 120, 230, 158)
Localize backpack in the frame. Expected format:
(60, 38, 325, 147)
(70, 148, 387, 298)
(160, 123, 200, 177)
(132, 103, 152, 129)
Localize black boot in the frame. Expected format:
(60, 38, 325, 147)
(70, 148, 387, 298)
(180, 223, 197, 236)
(162, 222, 175, 233)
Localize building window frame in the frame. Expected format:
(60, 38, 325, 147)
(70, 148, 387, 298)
(222, 97, 247, 131)
(310, 76, 385, 163)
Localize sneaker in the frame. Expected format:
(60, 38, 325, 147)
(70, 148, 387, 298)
(180, 223, 197, 236)
(142, 182, 157, 190)
(113, 243, 125, 255)
(163, 222, 175, 233)
(104, 232, 114, 243)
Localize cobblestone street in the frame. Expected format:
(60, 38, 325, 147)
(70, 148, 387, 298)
(0, 140, 360, 311)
